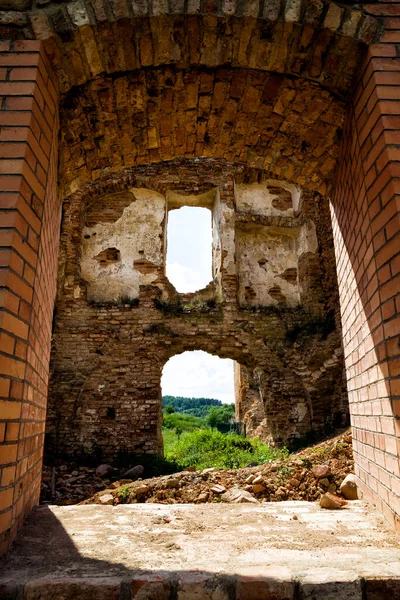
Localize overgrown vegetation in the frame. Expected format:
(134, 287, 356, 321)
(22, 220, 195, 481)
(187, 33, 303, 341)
(163, 412, 205, 433)
(164, 428, 288, 470)
(154, 298, 218, 314)
(115, 483, 130, 503)
(162, 404, 287, 470)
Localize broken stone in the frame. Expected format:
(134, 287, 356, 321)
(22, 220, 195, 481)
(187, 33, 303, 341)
(288, 478, 301, 488)
(96, 464, 114, 478)
(165, 478, 179, 489)
(312, 465, 331, 479)
(222, 487, 258, 504)
(327, 483, 337, 495)
(133, 485, 150, 495)
(319, 478, 330, 488)
(98, 493, 114, 505)
(123, 465, 144, 479)
(210, 484, 226, 494)
(340, 474, 358, 500)
(252, 484, 266, 494)
(252, 475, 264, 484)
(320, 492, 348, 510)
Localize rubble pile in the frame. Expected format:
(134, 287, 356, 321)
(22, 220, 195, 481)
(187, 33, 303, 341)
(41, 429, 354, 507)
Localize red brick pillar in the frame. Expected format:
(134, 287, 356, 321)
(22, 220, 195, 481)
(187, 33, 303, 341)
(331, 6, 400, 530)
(0, 41, 59, 555)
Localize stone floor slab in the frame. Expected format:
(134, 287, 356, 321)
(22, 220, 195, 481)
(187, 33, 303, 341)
(0, 501, 399, 599)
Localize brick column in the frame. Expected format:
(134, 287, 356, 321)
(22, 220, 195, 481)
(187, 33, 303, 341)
(0, 41, 59, 555)
(331, 6, 400, 530)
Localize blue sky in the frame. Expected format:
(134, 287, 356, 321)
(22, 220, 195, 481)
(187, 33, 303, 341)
(161, 207, 234, 404)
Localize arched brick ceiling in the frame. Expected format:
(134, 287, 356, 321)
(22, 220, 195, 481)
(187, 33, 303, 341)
(26, 2, 377, 196)
(60, 66, 345, 196)
(18, 3, 379, 96)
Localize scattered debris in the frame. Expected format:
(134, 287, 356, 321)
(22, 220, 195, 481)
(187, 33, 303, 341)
(41, 429, 355, 508)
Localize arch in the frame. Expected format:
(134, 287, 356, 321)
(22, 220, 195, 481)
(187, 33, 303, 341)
(161, 349, 235, 405)
(59, 66, 346, 195)
(1, 1, 400, 557)
(28, 4, 377, 95)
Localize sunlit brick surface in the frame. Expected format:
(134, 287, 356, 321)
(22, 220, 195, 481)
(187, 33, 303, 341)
(0, 42, 59, 554)
(331, 17, 400, 531)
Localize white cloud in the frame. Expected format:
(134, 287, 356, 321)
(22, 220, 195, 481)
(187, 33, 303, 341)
(161, 351, 235, 404)
(166, 206, 212, 293)
(166, 262, 210, 293)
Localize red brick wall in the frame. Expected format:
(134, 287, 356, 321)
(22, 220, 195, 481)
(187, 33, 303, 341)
(331, 5, 400, 531)
(0, 41, 59, 555)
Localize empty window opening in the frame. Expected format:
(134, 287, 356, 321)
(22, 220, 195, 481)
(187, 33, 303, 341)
(166, 207, 212, 293)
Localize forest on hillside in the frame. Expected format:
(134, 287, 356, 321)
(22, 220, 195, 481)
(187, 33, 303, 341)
(162, 395, 226, 417)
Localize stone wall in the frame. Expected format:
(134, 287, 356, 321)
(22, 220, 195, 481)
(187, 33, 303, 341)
(47, 158, 348, 462)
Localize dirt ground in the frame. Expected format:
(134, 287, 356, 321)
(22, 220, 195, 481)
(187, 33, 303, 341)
(41, 429, 354, 507)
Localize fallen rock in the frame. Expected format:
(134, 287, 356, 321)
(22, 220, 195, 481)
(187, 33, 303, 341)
(289, 478, 300, 488)
(320, 492, 348, 510)
(197, 492, 208, 502)
(252, 475, 264, 484)
(96, 464, 114, 478)
(166, 478, 179, 489)
(312, 464, 331, 479)
(98, 493, 114, 505)
(210, 484, 226, 494)
(133, 484, 150, 495)
(252, 484, 266, 494)
(340, 474, 358, 500)
(222, 487, 258, 504)
(122, 465, 144, 479)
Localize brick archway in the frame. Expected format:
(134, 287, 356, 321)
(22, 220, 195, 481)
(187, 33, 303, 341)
(0, 2, 399, 553)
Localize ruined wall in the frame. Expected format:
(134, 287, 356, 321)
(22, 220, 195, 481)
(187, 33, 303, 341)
(47, 158, 347, 462)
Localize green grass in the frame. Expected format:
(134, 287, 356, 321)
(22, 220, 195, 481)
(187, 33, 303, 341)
(163, 412, 205, 432)
(163, 427, 288, 470)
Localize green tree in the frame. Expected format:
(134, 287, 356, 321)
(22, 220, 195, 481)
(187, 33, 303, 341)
(174, 424, 184, 439)
(165, 404, 175, 414)
(215, 404, 235, 422)
(206, 406, 219, 429)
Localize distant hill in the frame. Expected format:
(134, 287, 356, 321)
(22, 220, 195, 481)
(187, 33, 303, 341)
(162, 396, 224, 418)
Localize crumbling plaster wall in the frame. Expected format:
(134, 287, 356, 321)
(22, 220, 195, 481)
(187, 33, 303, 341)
(47, 158, 348, 462)
(81, 188, 165, 302)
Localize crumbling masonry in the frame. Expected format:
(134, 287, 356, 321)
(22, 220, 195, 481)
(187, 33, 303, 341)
(0, 0, 400, 554)
(47, 158, 348, 461)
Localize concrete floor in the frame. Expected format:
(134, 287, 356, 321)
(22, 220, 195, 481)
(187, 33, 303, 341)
(1, 501, 400, 599)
